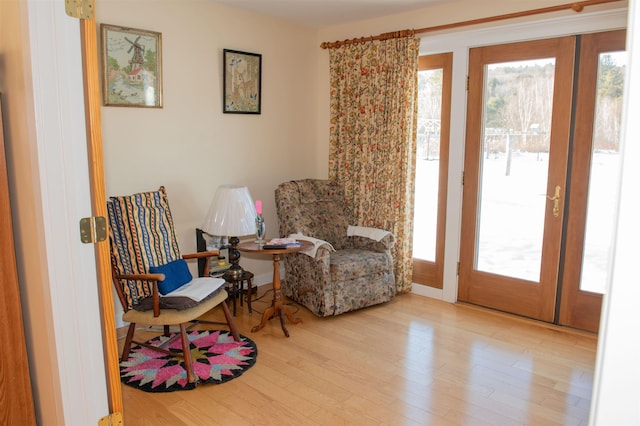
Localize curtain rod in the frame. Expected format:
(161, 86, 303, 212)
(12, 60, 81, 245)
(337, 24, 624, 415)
(320, 0, 624, 49)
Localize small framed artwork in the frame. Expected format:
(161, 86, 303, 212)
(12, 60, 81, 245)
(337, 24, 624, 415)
(223, 49, 262, 114)
(101, 24, 163, 108)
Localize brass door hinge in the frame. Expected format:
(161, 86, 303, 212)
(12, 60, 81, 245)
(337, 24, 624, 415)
(457, 261, 461, 275)
(65, 0, 94, 19)
(466, 75, 469, 91)
(98, 412, 123, 426)
(80, 216, 107, 244)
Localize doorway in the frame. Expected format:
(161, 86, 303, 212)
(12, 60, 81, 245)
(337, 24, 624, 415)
(458, 31, 625, 332)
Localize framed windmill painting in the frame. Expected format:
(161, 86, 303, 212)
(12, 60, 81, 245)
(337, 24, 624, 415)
(223, 49, 262, 114)
(101, 24, 163, 108)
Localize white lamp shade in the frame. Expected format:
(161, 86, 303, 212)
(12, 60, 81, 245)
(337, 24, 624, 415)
(202, 185, 257, 236)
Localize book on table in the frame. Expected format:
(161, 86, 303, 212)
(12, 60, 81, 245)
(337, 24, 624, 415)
(263, 237, 302, 249)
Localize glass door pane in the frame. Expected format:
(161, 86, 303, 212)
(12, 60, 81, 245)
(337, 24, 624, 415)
(460, 37, 574, 322)
(413, 68, 443, 262)
(580, 51, 626, 294)
(476, 59, 555, 282)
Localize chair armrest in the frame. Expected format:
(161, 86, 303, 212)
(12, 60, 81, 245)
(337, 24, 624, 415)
(115, 273, 164, 317)
(302, 244, 333, 261)
(182, 249, 220, 260)
(347, 225, 395, 246)
(378, 232, 395, 249)
(347, 225, 395, 251)
(183, 250, 221, 277)
(116, 272, 165, 281)
(349, 236, 394, 253)
(289, 233, 335, 258)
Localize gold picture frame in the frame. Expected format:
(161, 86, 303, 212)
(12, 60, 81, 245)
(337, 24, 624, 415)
(101, 24, 163, 108)
(223, 49, 262, 114)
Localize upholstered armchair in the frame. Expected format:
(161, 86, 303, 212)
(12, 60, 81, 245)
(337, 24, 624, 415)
(275, 179, 396, 317)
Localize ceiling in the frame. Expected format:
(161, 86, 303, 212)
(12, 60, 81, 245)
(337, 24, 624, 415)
(212, 0, 448, 29)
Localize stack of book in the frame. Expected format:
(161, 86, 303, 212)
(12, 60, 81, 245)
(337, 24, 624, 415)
(263, 237, 302, 249)
(209, 261, 231, 278)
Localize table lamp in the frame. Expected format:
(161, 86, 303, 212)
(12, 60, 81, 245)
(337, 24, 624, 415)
(202, 184, 257, 278)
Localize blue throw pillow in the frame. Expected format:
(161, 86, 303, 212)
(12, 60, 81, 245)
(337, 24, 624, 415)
(149, 259, 193, 295)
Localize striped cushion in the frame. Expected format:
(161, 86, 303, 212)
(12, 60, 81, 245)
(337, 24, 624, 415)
(107, 187, 182, 310)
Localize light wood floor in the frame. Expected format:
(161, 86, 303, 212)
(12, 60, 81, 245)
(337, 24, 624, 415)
(118, 290, 597, 425)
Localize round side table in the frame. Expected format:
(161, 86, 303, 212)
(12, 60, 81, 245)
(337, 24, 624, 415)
(222, 270, 254, 316)
(238, 240, 312, 337)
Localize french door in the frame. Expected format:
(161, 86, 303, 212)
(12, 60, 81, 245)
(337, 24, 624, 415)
(458, 31, 625, 331)
(558, 30, 626, 331)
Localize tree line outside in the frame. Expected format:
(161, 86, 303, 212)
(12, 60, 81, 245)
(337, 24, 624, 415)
(415, 53, 626, 161)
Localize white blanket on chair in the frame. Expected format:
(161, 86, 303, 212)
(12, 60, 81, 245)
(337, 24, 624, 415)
(289, 233, 335, 258)
(347, 225, 393, 242)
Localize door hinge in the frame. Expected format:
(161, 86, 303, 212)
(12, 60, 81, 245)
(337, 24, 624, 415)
(65, 0, 95, 19)
(461, 171, 465, 186)
(80, 216, 107, 244)
(466, 75, 469, 91)
(457, 261, 461, 275)
(98, 412, 123, 426)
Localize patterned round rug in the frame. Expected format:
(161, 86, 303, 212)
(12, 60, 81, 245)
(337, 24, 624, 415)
(120, 329, 257, 392)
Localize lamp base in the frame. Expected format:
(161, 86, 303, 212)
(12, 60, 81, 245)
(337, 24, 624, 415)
(226, 264, 245, 279)
(227, 236, 244, 278)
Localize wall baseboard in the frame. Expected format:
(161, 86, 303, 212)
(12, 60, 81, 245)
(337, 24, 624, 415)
(411, 283, 444, 300)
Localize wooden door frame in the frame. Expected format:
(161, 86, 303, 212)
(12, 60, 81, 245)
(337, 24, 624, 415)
(412, 52, 452, 289)
(79, 19, 124, 416)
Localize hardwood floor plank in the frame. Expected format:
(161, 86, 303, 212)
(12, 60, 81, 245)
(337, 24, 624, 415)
(119, 291, 597, 425)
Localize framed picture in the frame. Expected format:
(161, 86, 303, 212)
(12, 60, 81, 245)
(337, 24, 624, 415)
(101, 24, 163, 108)
(223, 49, 262, 114)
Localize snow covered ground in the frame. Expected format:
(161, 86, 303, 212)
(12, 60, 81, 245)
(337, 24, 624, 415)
(412, 151, 619, 294)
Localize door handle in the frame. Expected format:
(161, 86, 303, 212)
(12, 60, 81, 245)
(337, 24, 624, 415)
(546, 185, 561, 218)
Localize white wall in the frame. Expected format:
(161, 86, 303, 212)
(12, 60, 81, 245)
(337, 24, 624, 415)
(98, 0, 322, 283)
(590, 1, 640, 422)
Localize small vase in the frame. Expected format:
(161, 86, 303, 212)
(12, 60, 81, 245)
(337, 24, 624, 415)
(255, 216, 266, 245)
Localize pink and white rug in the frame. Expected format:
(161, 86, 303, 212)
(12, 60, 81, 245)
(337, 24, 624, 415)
(120, 329, 257, 392)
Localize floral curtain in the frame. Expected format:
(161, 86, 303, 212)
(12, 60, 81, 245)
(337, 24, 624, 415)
(328, 34, 420, 293)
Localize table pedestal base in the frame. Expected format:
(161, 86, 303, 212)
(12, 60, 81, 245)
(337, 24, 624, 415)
(251, 302, 301, 337)
(250, 252, 301, 337)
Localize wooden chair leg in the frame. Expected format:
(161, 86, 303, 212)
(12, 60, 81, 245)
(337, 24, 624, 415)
(179, 323, 196, 383)
(221, 300, 240, 341)
(164, 325, 170, 336)
(121, 323, 136, 361)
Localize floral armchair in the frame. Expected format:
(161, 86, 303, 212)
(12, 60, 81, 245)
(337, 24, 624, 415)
(275, 179, 396, 317)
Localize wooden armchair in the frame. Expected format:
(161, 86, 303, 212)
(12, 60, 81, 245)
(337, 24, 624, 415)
(107, 186, 239, 383)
